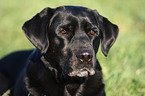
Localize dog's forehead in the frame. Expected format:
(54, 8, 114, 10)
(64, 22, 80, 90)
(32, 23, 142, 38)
(55, 6, 93, 17)
(52, 6, 96, 25)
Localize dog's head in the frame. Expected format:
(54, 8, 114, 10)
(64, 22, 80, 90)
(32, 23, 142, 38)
(23, 6, 119, 82)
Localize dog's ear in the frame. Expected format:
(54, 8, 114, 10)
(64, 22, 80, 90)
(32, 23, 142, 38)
(22, 7, 54, 54)
(93, 10, 119, 56)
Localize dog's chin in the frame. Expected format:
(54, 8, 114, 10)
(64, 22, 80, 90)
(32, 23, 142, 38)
(60, 68, 95, 84)
(57, 68, 95, 84)
(75, 70, 89, 77)
(68, 68, 96, 78)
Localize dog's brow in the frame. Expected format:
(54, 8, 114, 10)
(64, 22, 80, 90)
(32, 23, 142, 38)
(49, 12, 62, 28)
(81, 17, 99, 29)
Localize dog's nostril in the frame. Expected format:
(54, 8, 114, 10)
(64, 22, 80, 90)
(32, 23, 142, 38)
(88, 54, 93, 59)
(77, 50, 93, 62)
(79, 53, 92, 59)
(79, 54, 84, 59)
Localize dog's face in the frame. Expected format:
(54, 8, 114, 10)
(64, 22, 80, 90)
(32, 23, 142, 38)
(22, 6, 119, 81)
(48, 6, 101, 78)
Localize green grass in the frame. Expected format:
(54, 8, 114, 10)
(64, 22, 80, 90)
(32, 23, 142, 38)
(0, 0, 145, 95)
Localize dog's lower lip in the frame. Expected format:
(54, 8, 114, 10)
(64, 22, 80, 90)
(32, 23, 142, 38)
(68, 68, 95, 77)
(76, 71, 88, 77)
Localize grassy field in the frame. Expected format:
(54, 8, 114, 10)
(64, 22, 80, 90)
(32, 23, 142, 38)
(0, 0, 145, 95)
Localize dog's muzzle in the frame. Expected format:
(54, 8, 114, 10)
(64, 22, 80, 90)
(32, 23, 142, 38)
(65, 50, 95, 78)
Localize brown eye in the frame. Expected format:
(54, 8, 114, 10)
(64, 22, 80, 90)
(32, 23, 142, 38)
(90, 30, 95, 35)
(61, 30, 67, 34)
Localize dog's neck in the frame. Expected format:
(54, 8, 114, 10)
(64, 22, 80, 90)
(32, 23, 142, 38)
(65, 83, 85, 96)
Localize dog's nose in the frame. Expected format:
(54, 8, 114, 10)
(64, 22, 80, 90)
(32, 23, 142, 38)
(76, 50, 93, 63)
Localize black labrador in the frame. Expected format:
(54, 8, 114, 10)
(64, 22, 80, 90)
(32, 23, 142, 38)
(0, 6, 119, 96)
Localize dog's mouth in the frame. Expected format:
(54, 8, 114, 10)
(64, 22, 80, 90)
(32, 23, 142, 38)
(56, 67, 96, 84)
(68, 67, 95, 77)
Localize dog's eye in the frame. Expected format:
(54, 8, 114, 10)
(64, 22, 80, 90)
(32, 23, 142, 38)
(89, 30, 96, 35)
(61, 30, 67, 34)
(88, 28, 99, 36)
(90, 30, 95, 35)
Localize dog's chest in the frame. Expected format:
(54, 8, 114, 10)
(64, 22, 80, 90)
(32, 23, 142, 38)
(65, 84, 84, 96)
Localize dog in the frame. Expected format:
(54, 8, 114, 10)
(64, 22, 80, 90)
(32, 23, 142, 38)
(0, 6, 119, 96)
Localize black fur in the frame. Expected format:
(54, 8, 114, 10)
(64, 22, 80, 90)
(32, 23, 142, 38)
(0, 6, 119, 96)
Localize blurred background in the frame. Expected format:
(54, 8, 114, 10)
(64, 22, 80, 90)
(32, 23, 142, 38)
(0, 0, 145, 95)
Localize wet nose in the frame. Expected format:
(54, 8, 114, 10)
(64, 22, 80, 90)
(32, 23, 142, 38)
(76, 50, 93, 63)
